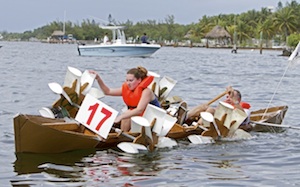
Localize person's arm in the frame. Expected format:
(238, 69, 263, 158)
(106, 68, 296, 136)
(186, 104, 208, 119)
(114, 88, 152, 123)
(90, 70, 122, 96)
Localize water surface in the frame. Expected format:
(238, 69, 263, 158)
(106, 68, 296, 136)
(1, 42, 299, 186)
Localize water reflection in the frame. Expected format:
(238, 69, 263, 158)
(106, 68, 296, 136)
(80, 150, 163, 185)
(12, 149, 96, 186)
(14, 149, 96, 174)
(204, 159, 248, 181)
(12, 145, 167, 186)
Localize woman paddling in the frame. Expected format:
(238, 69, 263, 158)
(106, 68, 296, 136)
(90, 66, 160, 132)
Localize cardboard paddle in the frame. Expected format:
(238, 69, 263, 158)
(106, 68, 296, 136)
(117, 117, 154, 154)
(199, 112, 222, 139)
(207, 91, 228, 106)
(187, 91, 232, 144)
(48, 82, 81, 108)
(112, 127, 136, 140)
(133, 118, 157, 152)
(187, 90, 228, 120)
(118, 114, 178, 153)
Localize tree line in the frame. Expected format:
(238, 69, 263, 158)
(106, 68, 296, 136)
(1, 0, 300, 47)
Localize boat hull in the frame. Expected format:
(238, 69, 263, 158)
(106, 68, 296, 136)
(250, 105, 288, 132)
(13, 105, 288, 153)
(77, 44, 161, 57)
(14, 114, 100, 153)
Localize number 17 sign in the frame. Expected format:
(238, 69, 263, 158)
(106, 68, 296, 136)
(75, 94, 118, 139)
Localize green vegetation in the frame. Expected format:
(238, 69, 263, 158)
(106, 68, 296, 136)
(1, 0, 300, 47)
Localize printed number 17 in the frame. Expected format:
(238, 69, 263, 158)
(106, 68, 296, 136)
(86, 103, 112, 131)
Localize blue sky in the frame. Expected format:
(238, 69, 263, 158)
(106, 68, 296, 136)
(0, 0, 292, 32)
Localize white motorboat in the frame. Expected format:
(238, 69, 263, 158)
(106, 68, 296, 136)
(77, 26, 161, 57)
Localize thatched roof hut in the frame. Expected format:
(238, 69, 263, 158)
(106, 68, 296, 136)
(48, 30, 65, 43)
(51, 30, 64, 37)
(205, 25, 231, 47)
(205, 25, 231, 39)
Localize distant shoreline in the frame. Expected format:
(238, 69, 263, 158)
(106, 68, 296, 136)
(0, 40, 287, 53)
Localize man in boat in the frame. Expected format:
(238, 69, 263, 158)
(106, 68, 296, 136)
(103, 33, 109, 44)
(141, 33, 150, 44)
(90, 66, 160, 132)
(177, 86, 253, 132)
(222, 88, 252, 132)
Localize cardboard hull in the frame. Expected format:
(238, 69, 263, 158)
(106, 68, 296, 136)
(13, 105, 287, 153)
(250, 105, 288, 132)
(14, 115, 100, 153)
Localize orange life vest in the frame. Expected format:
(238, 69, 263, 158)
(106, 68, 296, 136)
(240, 102, 251, 125)
(122, 76, 154, 109)
(240, 102, 251, 109)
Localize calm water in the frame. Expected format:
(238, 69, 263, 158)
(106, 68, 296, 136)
(1, 41, 300, 186)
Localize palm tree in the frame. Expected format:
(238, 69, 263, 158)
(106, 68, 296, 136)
(238, 10, 259, 39)
(273, 7, 297, 42)
(257, 19, 276, 47)
(236, 19, 251, 46)
(195, 15, 214, 38)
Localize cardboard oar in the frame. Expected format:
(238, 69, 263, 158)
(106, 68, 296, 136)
(142, 104, 178, 148)
(207, 91, 228, 105)
(113, 126, 170, 149)
(117, 116, 152, 154)
(117, 113, 178, 153)
(112, 127, 136, 140)
(156, 137, 178, 148)
(112, 127, 156, 154)
(183, 91, 228, 141)
(200, 112, 221, 138)
(203, 112, 220, 135)
(48, 82, 81, 108)
(117, 142, 148, 154)
(188, 134, 215, 144)
(213, 101, 234, 129)
(189, 112, 222, 144)
(250, 121, 300, 130)
(187, 90, 228, 119)
(38, 107, 56, 118)
(159, 76, 177, 100)
(64, 66, 82, 95)
(133, 117, 156, 151)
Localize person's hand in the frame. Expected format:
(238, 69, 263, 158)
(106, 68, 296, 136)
(89, 70, 100, 80)
(226, 86, 234, 94)
(114, 115, 122, 124)
(89, 70, 97, 76)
